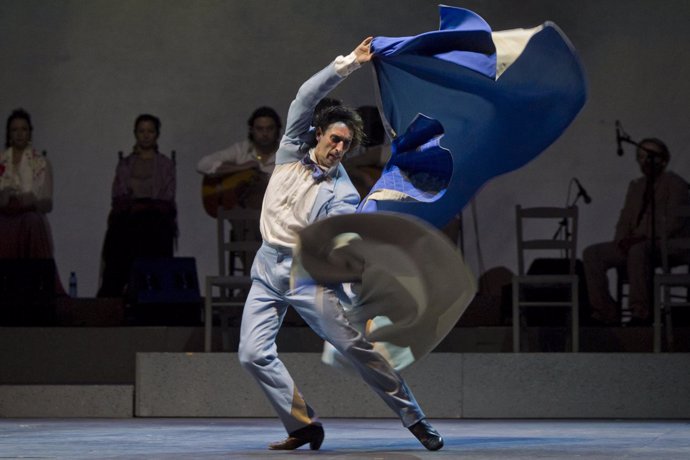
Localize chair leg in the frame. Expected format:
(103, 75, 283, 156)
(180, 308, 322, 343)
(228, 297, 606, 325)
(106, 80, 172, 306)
(204, 279, 213, 352)
(665, 302, 674, 352)
(220, 313, 230, 351)
(512, 279, 520, 352)
(572, 279, 579, 353)
(653, 280, 662, 353)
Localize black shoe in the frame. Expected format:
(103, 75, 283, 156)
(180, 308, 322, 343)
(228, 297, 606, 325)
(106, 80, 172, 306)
(268, 424, 324, 450)
(408, 419, 444, 451)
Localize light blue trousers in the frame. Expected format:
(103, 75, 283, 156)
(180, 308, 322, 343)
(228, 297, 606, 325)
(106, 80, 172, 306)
(238, 243, 425, 434)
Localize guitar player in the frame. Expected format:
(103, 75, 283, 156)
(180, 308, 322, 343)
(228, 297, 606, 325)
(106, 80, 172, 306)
(197, 106, 282, 215)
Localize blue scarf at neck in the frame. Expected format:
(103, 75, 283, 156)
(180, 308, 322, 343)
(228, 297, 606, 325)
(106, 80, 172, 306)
(300, 153, 328, 183)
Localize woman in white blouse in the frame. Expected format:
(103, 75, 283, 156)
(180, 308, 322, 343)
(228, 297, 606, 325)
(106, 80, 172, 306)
(0, 108, 56, 259)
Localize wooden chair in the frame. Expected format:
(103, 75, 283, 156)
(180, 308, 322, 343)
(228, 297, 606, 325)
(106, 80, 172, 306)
(203, 207, 261, 352)
(614, 266, 632, 323)
(653, 205, 690, 352)
(512, 205, 579, 352)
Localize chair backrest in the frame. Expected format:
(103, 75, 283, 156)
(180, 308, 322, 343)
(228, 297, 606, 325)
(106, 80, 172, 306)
(216, 207, 262, 276)
(660, 205, 690, 273)
(515, 205, 579, 276)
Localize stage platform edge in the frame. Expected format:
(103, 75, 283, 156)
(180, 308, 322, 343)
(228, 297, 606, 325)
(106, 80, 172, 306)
(0, 384, 133, 418)
(135, 352, 690, 419)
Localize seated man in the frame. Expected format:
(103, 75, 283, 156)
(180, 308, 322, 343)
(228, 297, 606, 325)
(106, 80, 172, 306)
(583, 138, 690, 326)
(197, 107, 281, 213)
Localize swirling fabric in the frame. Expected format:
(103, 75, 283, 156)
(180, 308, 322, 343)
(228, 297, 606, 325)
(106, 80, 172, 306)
(294, 5, 587, 371)
(293, 212, 475, 371)
(365, 5, 587, 228)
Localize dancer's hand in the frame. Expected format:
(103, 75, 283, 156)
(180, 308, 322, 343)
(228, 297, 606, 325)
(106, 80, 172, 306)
(353, 37, 374, 64)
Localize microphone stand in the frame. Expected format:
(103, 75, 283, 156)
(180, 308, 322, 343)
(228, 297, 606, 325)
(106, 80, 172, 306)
(618, 135, 660, 323)
(552, 180, 584, 260)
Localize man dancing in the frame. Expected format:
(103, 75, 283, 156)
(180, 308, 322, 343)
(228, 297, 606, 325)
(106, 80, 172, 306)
(238, 37, 443, 451)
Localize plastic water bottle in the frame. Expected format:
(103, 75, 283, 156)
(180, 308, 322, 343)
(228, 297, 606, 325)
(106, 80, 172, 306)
(68, 271, 78, 298)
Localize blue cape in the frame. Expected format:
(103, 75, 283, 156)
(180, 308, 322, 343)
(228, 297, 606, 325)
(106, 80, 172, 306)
(362, 5, 588, 228)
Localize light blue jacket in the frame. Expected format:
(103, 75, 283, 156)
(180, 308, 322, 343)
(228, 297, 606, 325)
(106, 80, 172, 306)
(275, 61, 360, 224)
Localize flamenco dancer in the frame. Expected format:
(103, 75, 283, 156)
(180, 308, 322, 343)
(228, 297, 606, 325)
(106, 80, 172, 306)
(237, 37, 443, 451)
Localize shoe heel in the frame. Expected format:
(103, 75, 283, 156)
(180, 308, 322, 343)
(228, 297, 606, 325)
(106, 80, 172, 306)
(310, 438, 323, 450)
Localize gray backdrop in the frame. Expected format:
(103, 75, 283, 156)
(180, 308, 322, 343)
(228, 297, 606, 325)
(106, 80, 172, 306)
(1, 0, 689, 296)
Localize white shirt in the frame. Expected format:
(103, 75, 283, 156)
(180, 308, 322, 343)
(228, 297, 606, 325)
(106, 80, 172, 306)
(260, 53, 361, 248)
(196, 139, 276, 175)
(0, 147, 53, 212)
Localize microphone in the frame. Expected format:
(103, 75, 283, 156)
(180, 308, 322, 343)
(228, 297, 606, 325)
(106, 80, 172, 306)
(574, 178, 592, 204)
(616, 120, 624, 156)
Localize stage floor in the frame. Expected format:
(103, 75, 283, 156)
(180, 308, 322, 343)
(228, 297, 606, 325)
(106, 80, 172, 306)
(1, 418, 689, 459)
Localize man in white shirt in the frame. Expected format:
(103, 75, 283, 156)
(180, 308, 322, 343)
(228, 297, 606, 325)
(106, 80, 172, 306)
(237, 37, 443, 452)
(197, 107, 281, 212)
(197, 106, 281, 177)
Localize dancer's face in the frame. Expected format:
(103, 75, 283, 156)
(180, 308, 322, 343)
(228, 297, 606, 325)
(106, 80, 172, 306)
(314, 122, 353, 168)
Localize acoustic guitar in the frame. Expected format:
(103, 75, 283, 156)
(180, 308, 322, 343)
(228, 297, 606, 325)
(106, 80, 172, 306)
(201, 168, 268, 218)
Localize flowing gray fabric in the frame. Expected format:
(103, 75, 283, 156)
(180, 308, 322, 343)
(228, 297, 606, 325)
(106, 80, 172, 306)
(292, 212, 476, 371)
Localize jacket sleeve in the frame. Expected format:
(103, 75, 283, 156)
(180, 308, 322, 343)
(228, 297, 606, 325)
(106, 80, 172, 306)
(278, 54, 361, 165)
(196, 144, 242, 175)
(661, 174, 690, 237)
(324, 168, 360, 218)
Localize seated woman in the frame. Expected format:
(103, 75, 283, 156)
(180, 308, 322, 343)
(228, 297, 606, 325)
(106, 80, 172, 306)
(0, 109, 58, 258)
(98, 114, 177, 298)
